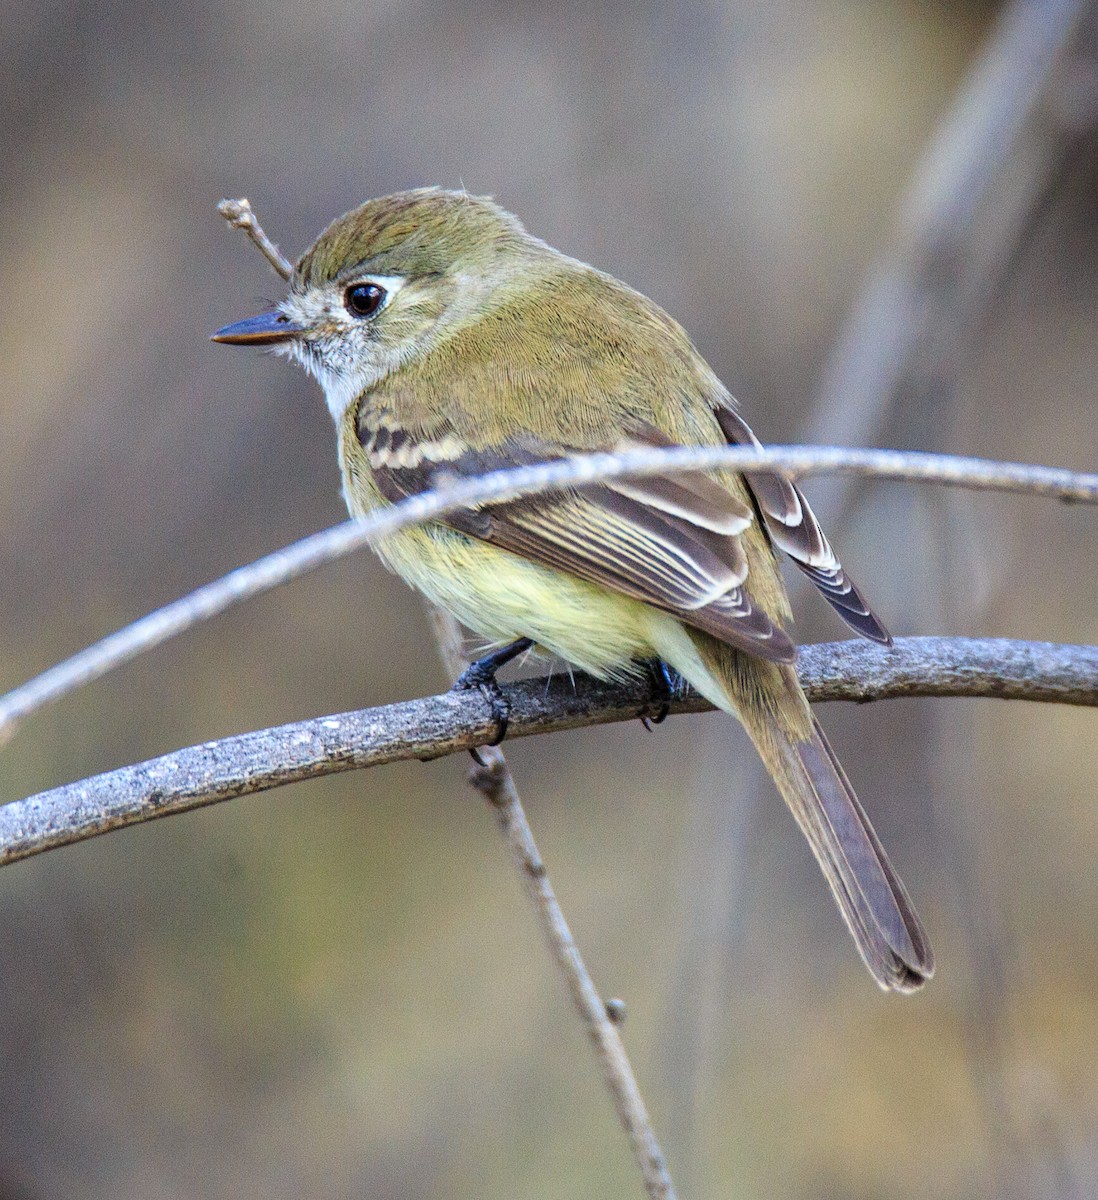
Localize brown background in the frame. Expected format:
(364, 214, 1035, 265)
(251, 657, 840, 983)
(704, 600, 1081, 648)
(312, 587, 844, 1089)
(2, 1, 1097, 1197)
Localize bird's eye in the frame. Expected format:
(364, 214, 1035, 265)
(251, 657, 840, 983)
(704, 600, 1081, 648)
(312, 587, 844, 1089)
(344, 282, 386, 318)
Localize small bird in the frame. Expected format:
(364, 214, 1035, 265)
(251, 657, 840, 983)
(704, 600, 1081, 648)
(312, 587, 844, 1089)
(213, 187, 932, 991)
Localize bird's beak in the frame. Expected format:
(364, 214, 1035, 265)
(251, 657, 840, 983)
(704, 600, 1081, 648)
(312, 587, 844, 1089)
(211, 310, 303, 345)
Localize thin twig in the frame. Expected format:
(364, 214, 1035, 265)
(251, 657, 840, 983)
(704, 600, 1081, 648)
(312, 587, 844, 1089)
(2, 637, 1093, 870)
(426, 604, 471, 684)
(472, 747, 677, 1200)
(425, 602, 679, 1199)
(1, 444, 1095, 745)
(217, 199, 294, 279)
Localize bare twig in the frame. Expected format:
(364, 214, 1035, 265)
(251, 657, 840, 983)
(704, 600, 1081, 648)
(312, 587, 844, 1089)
(217, 198, 294, 279)
(426, 604, 471, 684)
(2, 637, 1093, 870)
(2, 444, 1095, 745)
(472, 747, 677, 1200)
(424, 602, 679, 1199)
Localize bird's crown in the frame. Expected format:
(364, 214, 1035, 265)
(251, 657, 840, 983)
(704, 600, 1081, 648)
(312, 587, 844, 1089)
(293, 187, 529, 289)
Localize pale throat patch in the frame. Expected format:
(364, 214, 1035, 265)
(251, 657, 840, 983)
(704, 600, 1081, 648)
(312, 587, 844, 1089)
(275, 274, 407, 424)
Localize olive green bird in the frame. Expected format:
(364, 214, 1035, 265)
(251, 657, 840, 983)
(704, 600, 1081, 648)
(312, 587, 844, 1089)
(213, 187, 933, 992)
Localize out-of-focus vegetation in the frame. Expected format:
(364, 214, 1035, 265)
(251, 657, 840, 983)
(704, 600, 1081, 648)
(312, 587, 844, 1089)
(2, 1, 1097, 1197)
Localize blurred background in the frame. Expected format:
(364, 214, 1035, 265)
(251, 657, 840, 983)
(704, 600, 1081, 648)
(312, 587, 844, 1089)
(2, 0, 1097, 1196)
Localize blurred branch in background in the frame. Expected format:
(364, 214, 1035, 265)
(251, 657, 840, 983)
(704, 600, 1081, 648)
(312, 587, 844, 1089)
(785, 3, 1098, 1197)
(808, 0, 1096, 504)
(666, 2, 1098, 1187)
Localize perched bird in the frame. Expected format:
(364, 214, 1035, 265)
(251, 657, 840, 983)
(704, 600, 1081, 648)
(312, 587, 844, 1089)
(213, 188, 932, 991)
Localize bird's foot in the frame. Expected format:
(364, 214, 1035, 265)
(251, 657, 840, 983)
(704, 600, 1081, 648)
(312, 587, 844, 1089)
(640, 658, 676, 730)
(453, 638, 534, 759)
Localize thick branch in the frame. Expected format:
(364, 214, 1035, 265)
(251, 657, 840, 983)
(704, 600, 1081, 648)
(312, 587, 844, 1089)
(1, 637, 1093, 869)
(2, 445, 1095, 745)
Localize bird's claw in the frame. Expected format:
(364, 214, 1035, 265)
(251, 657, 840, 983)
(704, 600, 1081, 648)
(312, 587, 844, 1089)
(452, 638, 533, 758)
(640, 658, 675, 729)
(454, 672, 512, 748)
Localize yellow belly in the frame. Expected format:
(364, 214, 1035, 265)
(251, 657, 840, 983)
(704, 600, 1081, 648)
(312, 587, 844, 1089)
(371, 521, 734, 711)
(340, 438, 734, 708)
(376, 523, 648, 673)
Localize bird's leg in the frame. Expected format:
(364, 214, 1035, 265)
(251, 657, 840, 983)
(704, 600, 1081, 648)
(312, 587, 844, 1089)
(640, 658, 676, 729)
(453, 637, 534, 755)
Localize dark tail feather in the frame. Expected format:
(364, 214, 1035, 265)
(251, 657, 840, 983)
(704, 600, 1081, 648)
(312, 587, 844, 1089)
(749, 712, 934, 992)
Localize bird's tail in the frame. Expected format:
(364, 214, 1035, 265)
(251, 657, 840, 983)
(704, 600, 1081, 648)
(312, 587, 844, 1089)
(688, 640, 934, 991)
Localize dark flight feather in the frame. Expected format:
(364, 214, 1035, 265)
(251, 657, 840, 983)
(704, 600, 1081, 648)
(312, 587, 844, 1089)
(714, 407, 892, 645)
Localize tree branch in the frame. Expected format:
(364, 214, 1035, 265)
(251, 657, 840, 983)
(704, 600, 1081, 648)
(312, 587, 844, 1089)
(2, 636, 1092, 870)
(2, 445, 1095, 745)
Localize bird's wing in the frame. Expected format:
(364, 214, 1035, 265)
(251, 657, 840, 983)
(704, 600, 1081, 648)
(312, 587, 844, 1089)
(361, 423, 796, 663)
(714, 407, 892, 645)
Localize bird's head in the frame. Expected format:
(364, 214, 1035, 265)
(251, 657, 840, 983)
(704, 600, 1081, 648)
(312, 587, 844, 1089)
(212, 188, 542, 420)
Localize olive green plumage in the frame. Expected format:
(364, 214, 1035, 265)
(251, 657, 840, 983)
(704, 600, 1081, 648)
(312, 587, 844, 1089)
(296, 189, 529, 288)
(216, 187, 933, 992)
